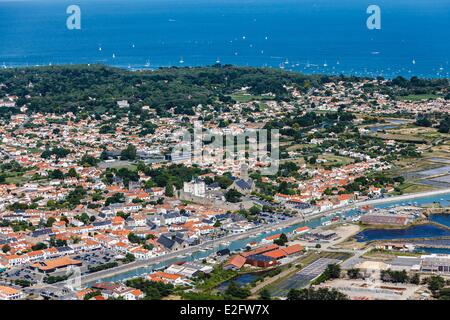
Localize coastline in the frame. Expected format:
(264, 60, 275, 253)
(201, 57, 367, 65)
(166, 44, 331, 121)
(1, 63, 450, 81)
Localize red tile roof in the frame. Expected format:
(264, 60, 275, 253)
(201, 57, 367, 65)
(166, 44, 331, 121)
(225, 255, 246, 269)
(281, 244, 304, 255)
(241, 244, 279, 258)
(262, 249, 287, 259)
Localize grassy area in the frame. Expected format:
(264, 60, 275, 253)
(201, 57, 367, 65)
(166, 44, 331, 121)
(98, 161, 138, 171)
(368, 132, 428, 143)
(398, 182, 437, 194)
(285, 143, 313, 152)
(229, 93, 274, 103)
(363, 249, 422, 260)
(195, 267, 238, 291)
(396, 94, 441, 101)
(3, 173, 29, 185)
(387, 126, 449, 141)
(387, 154, 442, 177)
(320, 154, 354, 166)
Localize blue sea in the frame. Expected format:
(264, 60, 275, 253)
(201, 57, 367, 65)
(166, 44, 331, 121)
(0, 0, 449, 78)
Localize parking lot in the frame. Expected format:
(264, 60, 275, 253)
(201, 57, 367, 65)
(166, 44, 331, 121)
(73, 249, 118, 273)
(0, 266, 44, 286)
(0, 249, 120, 287)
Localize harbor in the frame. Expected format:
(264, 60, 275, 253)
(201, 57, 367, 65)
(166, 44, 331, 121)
(85, 189, 450, 285)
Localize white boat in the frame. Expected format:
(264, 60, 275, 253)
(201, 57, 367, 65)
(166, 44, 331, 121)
(112, 53, 116, 59)
(179, 57, 184, 64)
(216, 58, 221, 64)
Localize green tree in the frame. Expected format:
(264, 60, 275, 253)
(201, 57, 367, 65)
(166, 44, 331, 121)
(84, 290, 102, 300)
(287, 287, 348, 300)
(80, 154, 99, 167)
(274, 233, 288, 246)
(225, 189, 243, 203)
(165, 182, 174, 197)
(121, 144, 137, 161)
(128, 233, 145, 244)
(224, 281, 251, 299)
(124, 253, 136, 263)
(259, 288, 271, 300)
(409, 273, 420, 285)
(46, 217, 56, 227)
(380, 269, 408, 283)
(347, 268, 361, 279)
(2, 244, 11, 253)
(427, 275, 445, 293)
(49, 169, 65, 180)
(75, 212, 90, 224)
(67, 168, 78, 178)
(32, 242, 48, 251)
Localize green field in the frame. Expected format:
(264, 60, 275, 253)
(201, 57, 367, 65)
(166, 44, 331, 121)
(320, 154, 355, 166)
(397, 182, 437, 194)
(229, 93, 274, 103)
(396, 94, 441, 101)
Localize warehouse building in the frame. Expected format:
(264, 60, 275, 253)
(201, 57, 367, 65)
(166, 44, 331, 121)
(420, 254, 450, 274)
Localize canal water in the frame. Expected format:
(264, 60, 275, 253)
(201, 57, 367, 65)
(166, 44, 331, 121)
(355, 224, 450, 242)
(91, 192, 450, 284)
(368, 125, 398, 132)
(216, 273, 259, 292)
(415, 247, 450, 255)
(367, 119, 409, 133)
(428, 214, 450, 228)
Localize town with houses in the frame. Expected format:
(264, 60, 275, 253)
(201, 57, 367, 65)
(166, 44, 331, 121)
(0, 65, 449, 301)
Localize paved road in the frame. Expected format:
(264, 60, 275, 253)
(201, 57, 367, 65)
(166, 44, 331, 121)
(39, 187, 450, 288)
